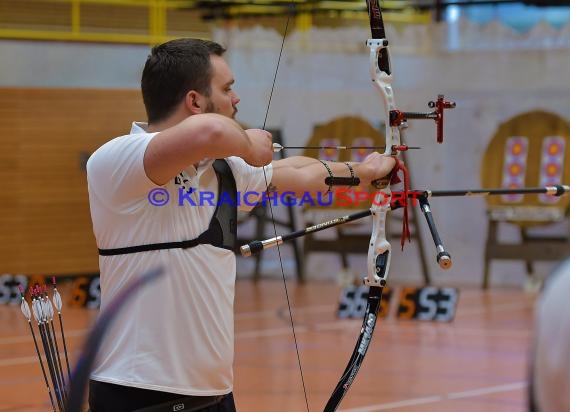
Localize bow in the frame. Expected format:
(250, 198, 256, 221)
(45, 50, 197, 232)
(65, 267, 164, 411)
(247, 1, 570, 404)
(323, 1, 456, 409)
(322, 3, 398, 409)
(251, 1, 457, 410)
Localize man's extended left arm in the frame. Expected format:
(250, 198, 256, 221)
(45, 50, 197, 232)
(269, 153, 395, 196)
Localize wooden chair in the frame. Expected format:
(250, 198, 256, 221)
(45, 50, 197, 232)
(481, 110, 570, 289)
(235, 129, 304, 281)
(301, 115, 430, 284)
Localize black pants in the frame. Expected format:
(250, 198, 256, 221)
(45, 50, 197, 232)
(89, 380, 236, 412)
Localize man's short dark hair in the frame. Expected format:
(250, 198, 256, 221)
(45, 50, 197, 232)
(141, 38, 226, 124)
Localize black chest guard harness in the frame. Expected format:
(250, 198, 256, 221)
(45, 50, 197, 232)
(98, 159, 238, 256)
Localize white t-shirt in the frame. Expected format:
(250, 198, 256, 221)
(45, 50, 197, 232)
(87, 122, 272, 396)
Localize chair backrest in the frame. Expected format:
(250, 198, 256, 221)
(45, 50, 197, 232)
(302, 115, 385, 211)
(481, 110, 570, 226)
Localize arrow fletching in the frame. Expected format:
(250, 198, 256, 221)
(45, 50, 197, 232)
(18, 286, 32, 321)
(32, 297, 42, 323)
(45, 294, 55, 321)
(52, 277, 63, 313)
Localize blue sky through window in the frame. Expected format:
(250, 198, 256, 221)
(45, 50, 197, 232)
(445, 3, 570, 32)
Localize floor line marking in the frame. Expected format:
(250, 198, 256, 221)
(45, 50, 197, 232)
(340, 381, 528, 411)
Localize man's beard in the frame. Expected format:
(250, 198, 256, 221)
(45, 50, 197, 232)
(204, 99, 215, 114)
(204, 98, 237, 119)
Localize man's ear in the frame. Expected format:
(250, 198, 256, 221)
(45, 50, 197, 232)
(185, 91, 203, 115)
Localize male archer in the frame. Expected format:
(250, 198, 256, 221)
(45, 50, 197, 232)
(86, 38, 395, 412)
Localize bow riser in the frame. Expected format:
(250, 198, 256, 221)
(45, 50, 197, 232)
(365, 34, 396, 287)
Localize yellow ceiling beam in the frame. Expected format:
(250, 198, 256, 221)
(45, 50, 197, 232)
(71, 0, 81, 33)
(296, 11, 313, 31)
(166, 0, 420, 11)
(19, 0, 428, 15)
(216, 3, 430, 25)
(0, 0, 431, 46)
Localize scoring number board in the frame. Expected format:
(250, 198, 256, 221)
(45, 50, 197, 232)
(338, 285, 459, 322)
(2, 274, 458, 322)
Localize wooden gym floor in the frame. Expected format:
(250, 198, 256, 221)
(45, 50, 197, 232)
(0, 279, 535, 412)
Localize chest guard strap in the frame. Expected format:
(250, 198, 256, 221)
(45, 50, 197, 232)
(98, 159, 238, 256)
